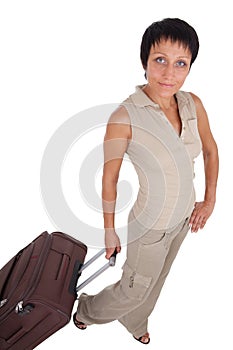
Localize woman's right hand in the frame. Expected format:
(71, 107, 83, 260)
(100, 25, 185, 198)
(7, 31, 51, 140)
(104, 228, 121, 259)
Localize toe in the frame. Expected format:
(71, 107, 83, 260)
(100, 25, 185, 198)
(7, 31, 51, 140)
(73, 312, 87, 330)
(141, 333, 150, 344)
(134, 332, 150, 344)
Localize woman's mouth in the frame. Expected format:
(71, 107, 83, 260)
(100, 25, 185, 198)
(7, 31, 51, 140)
(159, 82, 175, 88)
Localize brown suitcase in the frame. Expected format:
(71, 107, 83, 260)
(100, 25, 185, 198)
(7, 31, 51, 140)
(0, 231, 87, 350)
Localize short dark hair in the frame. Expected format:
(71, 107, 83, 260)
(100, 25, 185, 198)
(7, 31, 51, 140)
(140, 18, 199, 70)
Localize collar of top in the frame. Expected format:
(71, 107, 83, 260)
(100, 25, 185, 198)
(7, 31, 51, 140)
(130, 85, 188, 110)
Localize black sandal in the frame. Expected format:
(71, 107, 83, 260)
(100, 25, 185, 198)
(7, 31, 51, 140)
(133, 334, 150, 344)
(73, 312, 87, 330)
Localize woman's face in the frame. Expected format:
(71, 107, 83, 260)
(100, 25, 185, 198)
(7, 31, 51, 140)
(145, 39, 192, 98)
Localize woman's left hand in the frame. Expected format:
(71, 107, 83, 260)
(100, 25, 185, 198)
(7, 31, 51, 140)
(189, 201, 215, 233)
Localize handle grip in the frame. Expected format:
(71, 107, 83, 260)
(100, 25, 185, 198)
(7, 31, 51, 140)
(109, 249, 117, 266)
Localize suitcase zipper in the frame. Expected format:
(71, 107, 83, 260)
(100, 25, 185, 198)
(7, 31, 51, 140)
(0, 298, 8, 308)
(15, 300, 24, 313)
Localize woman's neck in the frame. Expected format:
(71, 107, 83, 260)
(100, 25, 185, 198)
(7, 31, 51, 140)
(142, 84, 177, 110)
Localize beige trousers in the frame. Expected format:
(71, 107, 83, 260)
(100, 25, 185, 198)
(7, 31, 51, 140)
(76, 212, 190, 338)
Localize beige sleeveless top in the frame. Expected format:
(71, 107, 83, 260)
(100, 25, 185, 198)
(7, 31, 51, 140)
(122, 85, 202, 230)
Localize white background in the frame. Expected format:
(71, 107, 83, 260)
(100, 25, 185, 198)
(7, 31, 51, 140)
(0, 1, 232, 349)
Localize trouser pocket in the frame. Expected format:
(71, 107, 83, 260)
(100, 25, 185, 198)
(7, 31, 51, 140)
(139, 229, 166, 245)
(120, 262, 152, 301)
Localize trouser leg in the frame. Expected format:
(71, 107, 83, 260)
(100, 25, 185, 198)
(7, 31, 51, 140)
(118, 217, 190, 337)
(76, 231, 168, 325)
(76, 218, 168, 325)
(76, 217, 189, 335)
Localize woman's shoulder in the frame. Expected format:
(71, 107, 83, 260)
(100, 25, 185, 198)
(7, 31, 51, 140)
(108, 105, 131, 125)
(105, 105, 131, 140)
(179, 91, 207, 123)
(179, 91, 203, 107)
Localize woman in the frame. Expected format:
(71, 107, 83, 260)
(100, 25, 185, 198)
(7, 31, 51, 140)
(73, 18, 219, 344)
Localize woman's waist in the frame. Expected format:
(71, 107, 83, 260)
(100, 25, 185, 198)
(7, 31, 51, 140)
(132, 188, 195, 230)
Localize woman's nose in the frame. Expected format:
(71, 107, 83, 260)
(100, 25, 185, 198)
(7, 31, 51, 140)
(163, 64, 175, 78)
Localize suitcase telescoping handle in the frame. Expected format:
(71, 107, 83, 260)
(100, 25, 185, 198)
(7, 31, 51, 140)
(76, 248, 117, 293)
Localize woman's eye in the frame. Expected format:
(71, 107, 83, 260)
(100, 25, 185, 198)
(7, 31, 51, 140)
(155, 57, 166, 64)
(175, 61, 186, 67)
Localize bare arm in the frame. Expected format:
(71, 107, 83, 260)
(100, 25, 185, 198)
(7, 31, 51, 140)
(189, 93, 219, 232)
(102, 106, 131, 258)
